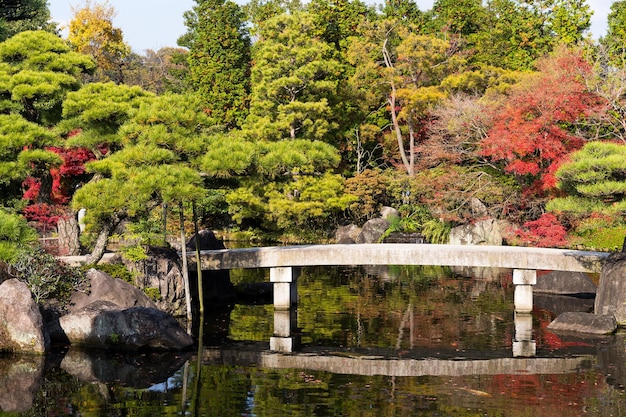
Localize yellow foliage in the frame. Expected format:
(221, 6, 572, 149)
(68, 0, 130, 78)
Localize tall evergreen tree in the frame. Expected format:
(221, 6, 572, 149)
(603, 0, 626, 61)
(179, 0, 251, 128)
(469, 0, 591, 70)
(244, 11, 342, 143)
(0, 0, 55, 42)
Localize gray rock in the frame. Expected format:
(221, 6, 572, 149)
(335, 224, 361, 244)
(547, 312, 617, 335)
(380, 206, 400, 220)
(122, 246, 187, 316)
(595, 252, 626, 325)
(534, 271, 597, 295)
(449, 219, 508, 246)
(356, 218, 390, 243)
(469, 197, 488, 218)
(534, 293, 594, 316)
(0, 279, 48, 354)
(70, 268, 157, 313)
(0, 354, 44, 412)
(59, 300, 193, 350)
(187, 231, 236, 305)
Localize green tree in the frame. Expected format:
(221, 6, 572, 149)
(67, 0, 131, 83)
(548, 141, 626, 215)
(425, 0, 485, 38)
(307, 0, 374, 51)
(469, 0, 591, 70)
(244, 11, 343, 144)
(550, 0, 592, 44)
(0, 114, 60, 208)
(0, 0, 56, 42)
(59, 82, 154, 158)
(0, 208, 38, 262)
(71, 93, 214, 262)
(347, 19, 460, 176)
(381, 0, 423, 25)
(199, 131, 350, 237)
(179, 0, 251, 128)
(0, 30, 93, 209)
(0, 30, 95, 125)
(602, 0, 626, 61)
(244, 0, 303, 29)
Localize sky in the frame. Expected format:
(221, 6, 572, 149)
(47, 0, 613, 54)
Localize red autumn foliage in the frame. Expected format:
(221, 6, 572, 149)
(480, 47, 604, 197)
(513, 213, 569, 248)
(22, 146, 95, 227)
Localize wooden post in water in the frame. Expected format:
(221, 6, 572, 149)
(179, 202, 192, 333)
(192, 201, 205, 315)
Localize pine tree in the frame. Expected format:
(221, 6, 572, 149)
(244, 11, 342, 143)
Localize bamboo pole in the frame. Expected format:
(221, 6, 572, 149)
(180, 202, 192, 334)
(192, 201, 204, 315)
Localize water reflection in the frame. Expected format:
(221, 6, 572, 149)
(0, 265, 624, 416)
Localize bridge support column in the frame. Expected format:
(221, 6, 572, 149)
(270, 308, 300, 353)
(512, 313, 536, 357)
(270, 267, 301, 310)
(513, 269, 536, 313)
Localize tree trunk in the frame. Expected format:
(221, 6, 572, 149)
(57, 215, 81, 256)
(86, 214, 123, 264)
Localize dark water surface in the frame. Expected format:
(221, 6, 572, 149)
(1, 266, 624, 416)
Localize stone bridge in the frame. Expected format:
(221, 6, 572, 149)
(189, 243, 609, 356)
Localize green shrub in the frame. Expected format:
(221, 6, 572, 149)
(11, 249, 86, 308)
(572, 215, 626, 251)
(0, 210, 38, 263)
(143, 287, 162, 302)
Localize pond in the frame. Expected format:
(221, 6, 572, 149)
(0, 265, 624, 416)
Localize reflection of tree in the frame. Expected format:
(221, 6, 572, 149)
(291, 266, 514, 352)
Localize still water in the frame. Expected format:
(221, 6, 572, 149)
(0, 265, 624, 416)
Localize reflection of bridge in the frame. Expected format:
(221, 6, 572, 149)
(202, 344, 595, 377)
(191, 244, 609, 357)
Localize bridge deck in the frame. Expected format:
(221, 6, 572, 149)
(191, 243, 609, 273)
(202, 346, 594, 377)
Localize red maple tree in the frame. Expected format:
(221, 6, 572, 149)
(22, 146, 95, 232)
(480, 47, 604, 198)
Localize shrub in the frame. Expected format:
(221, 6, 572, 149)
(0, 210, 38, 263)
(11, 249, 86, 308)
(511, 213, 569, 248)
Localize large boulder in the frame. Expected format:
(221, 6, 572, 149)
(121, 246, 187, 316)
(449, 219, 508, 246)
(534, 271, 597, 295)
(59, 300, 193, 350)
(547, 312, 617, 335)
(0, 279, 48, 354)
(187, 230, 236, 306)
(70, 268, 157, 312)
(335, 224, 361, 244)
(595, 252, 626, 325)
(356, 218, 390, 244)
